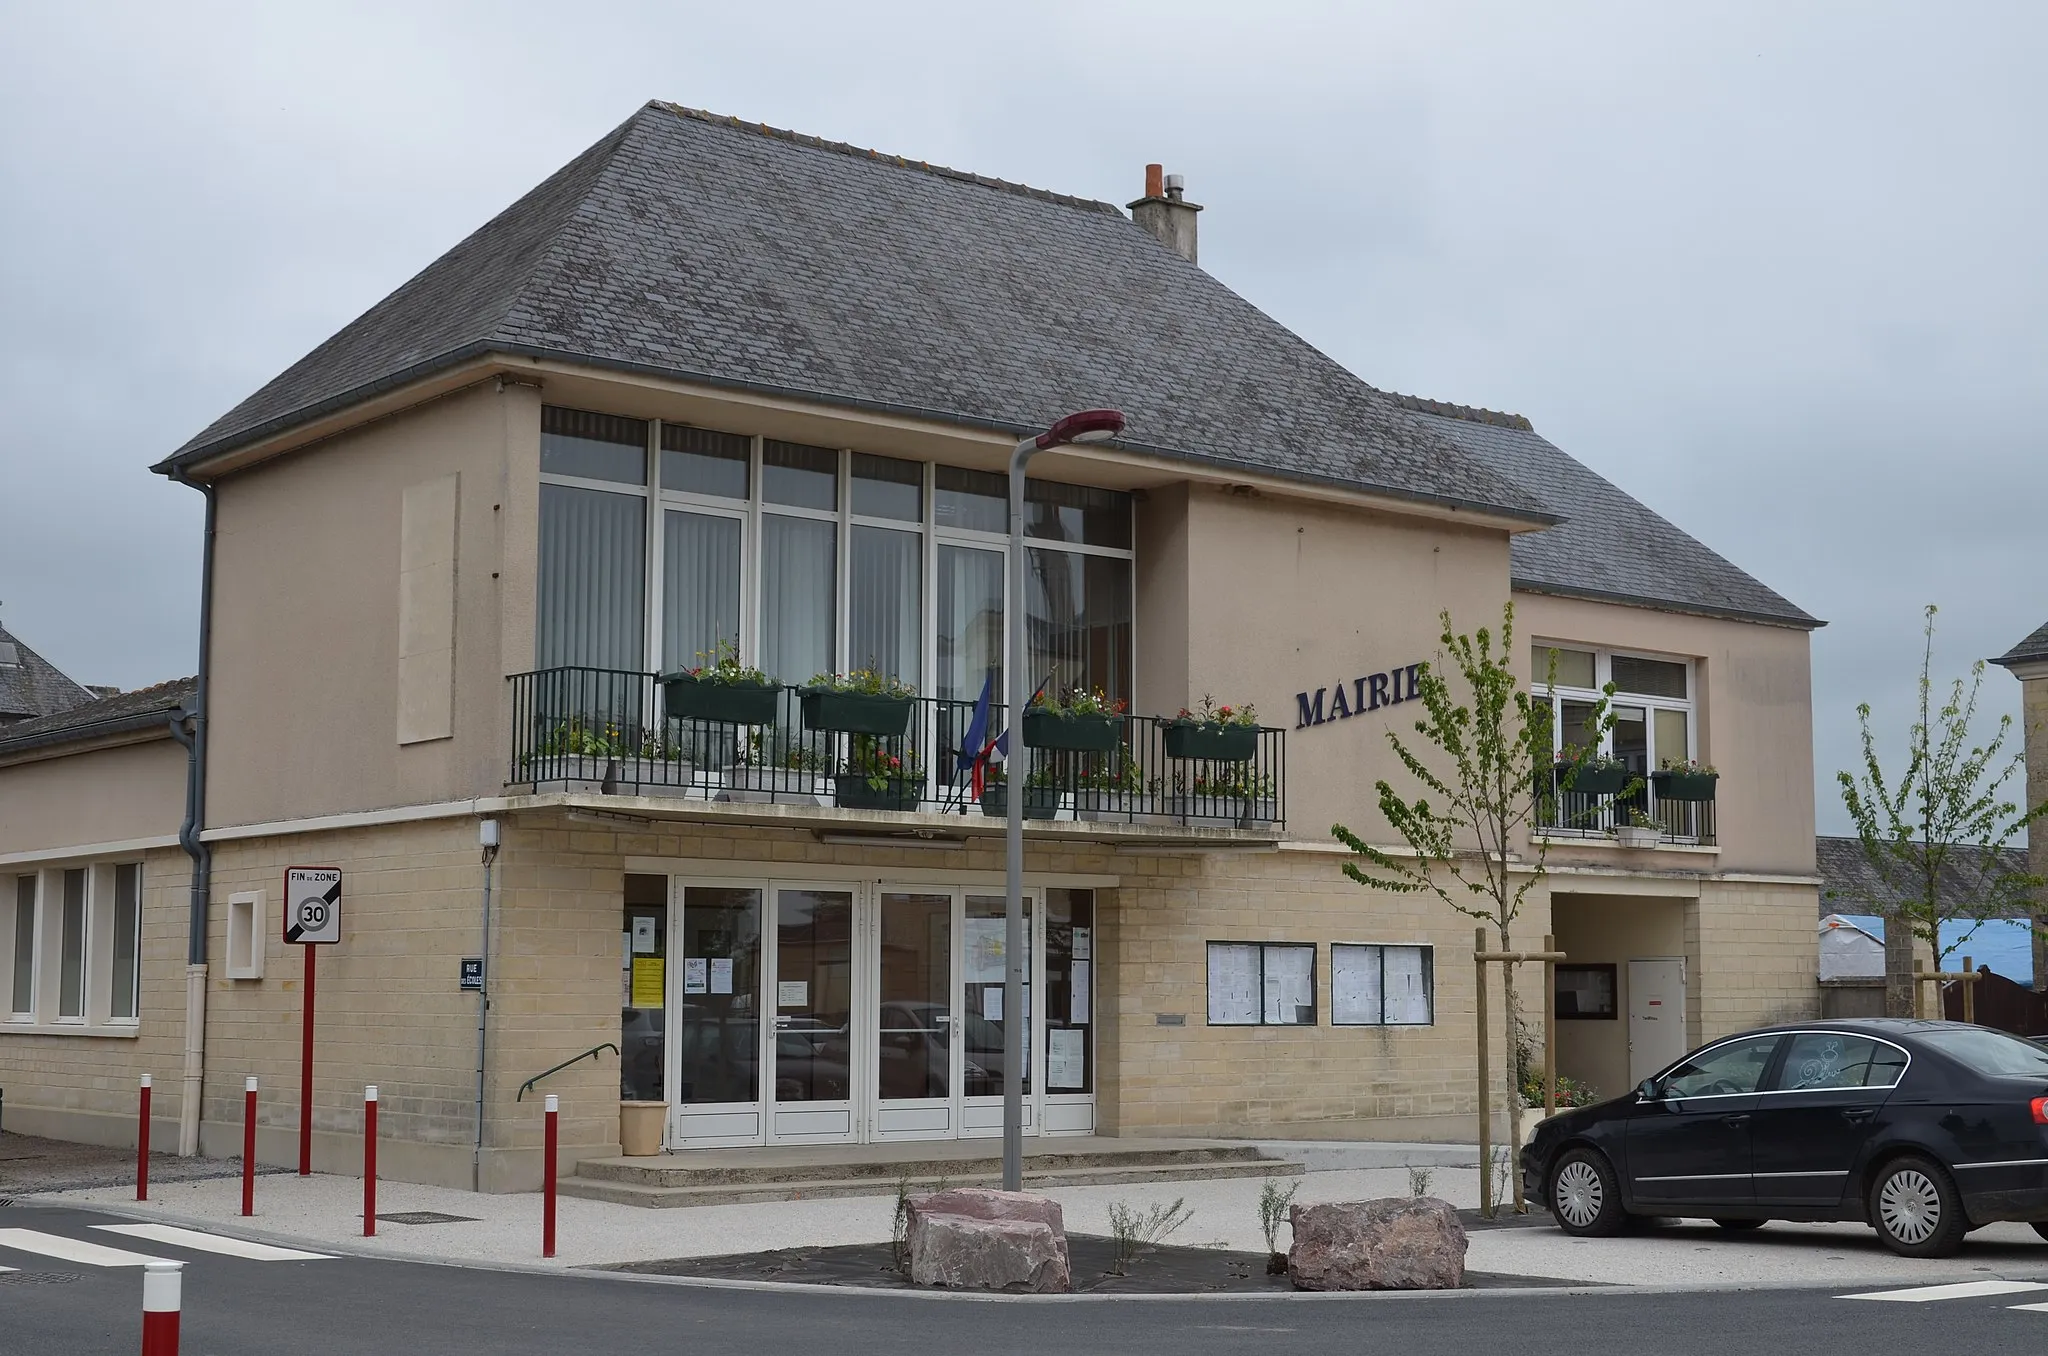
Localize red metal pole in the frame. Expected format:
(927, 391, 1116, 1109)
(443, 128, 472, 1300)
(141, 1260, 181, 1356)
(363, 1085, 378, 1238)
(299, 945, 315, 1176)
(542, 1094, 558, 1259)
(136, 1074, 151, 1202)
(240, 1076, 257, 1217)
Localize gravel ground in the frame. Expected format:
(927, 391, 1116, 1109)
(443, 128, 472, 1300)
(34, 1140, 2048, 1290)
(0, 1131, 276, 1196)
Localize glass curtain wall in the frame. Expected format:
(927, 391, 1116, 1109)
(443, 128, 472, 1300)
(538, 409, 647, 672)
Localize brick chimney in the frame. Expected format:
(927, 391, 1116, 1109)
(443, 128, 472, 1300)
(1128, 163, 1201, 264)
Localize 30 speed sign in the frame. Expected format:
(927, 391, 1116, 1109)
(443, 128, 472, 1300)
(284, 867, 342, 945)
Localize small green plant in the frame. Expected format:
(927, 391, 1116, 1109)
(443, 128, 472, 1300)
(1407, 1164, 1435, 1198)
(1256, 1178, 1299, 1258)
(1490, 1146, 1516, 1213)
(1031, 685, 1128, 718)
(805, 667, 917, 699)
(1170, 693, 1258, 728)
(1519, 1068, 1599, 1109)
(738, 726, 828, 772)
(845, 734, 921, 791)
(1658, 756, 1716, 775)
(679, 637, 773, 687)
(535, 716, 624, 758)
(1074, 750, 1145, 795)
(1625, 806, 1657, 829)
(1106, 1196, 1192, 1275)
(892, 1174, 915, 1273)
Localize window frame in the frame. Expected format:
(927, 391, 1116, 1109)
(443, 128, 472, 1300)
(1554, 962, 1618, 1021)
(1329, 941, 1436, 1027)
(1533, 642, 1696, 767)
(7, 872, 38, 1020)
(0, 859, 145, 1036)
(1206, 940, 1318, 1027)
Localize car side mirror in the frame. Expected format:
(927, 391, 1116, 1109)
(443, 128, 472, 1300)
(1636, 1078, 1661, 1101)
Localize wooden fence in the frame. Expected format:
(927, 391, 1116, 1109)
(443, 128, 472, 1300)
(1941, 968, 2048, 1036)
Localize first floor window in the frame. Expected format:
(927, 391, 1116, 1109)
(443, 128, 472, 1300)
(1207, 941, 1315, 1026)
(9, 875, 33, 1016)
(58, 867, 86, 1020)
(1331, 944, 1434, 1026)
(110, 863, 141, 1022)
(760, 513, 835, 682)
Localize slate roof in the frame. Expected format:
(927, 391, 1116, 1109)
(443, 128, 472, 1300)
(1404, 399, 1820, 629)
(1993, 620, 2048, 668)
(0, 622, 96, 723)
(0, 676, 196, 756)
(157, 103, 1554, 525)
(1816, 834, 2033, 919)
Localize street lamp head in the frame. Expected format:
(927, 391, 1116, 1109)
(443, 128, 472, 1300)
(1035, 409, 1125, 450)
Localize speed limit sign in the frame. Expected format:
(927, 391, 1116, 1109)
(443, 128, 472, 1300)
(284, 867, 342, 944)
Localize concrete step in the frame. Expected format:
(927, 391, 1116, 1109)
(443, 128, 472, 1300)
(558, 1155, 1302, 1208)
(575, 1142, 1271, 1189)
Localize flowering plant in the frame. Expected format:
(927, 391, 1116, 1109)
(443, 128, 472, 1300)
(845, 734, 921, 791)
(1031, 686, 1127, 718)
(677, 638, 772, 687)
(806, 667, 917, 699)
(1657, 757, 1717, 776)
(1074, 750, 1145, 794)
(1171, 693, 1258, 728)
(1553, 744, 1626, 773)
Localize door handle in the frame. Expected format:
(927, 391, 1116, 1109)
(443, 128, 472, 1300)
(1841, 1107, 1877, 1124)
(1721, 1114, 1751, 1128)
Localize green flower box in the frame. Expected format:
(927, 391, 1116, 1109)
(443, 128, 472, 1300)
(801, 690, 914, 736)
(1652, 770, 1718, 803)
(1022, 710, 1123, 752)
(1552, 764, 1628, 796)
(1162, 721, 1258, 763)
(979, 784, 1061, 820)
(832, 774, 921, 812)
(661, 672, 782, 725)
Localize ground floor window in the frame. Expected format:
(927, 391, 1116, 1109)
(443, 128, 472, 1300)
(1330, 944, 1434, 1026)
(1206, 941, 1315, 1026)
(1, 861, 144, 1028)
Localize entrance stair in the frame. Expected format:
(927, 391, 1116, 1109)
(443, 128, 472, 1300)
(560, 1137, 1300, 1208)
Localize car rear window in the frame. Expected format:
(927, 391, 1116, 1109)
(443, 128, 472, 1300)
(1920, 1028, 2048, 1077)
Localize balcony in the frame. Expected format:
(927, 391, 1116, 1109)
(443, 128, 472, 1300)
(1533, 769, 1717, 847)
(506, 668, 1286, 833)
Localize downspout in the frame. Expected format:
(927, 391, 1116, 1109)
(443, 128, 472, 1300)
(474, 820, 500, 1192)
(169, 473, 218, 1156)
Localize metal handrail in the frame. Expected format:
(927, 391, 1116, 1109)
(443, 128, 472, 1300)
(516, 1042, 618, 1101)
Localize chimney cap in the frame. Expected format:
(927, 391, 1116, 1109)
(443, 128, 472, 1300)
(1144, 163, 1163, 198)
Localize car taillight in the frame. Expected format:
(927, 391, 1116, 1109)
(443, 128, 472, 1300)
(2033, 1097, 2048, 1126)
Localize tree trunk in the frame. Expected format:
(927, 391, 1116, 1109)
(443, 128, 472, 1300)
(1882, 911, 1916, 1017)
(2034, 914, 2047, 995)
(1500, 927, 1525, 1214)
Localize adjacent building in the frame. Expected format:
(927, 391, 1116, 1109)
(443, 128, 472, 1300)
(1992, 620, 2048, 987)
(0, 104, 1824, 1191)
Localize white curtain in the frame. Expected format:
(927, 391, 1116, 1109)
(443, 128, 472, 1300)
(537, 483, 645, 671)
(850, 525, 920, 684)
(663, 510, 742, 672)
(937, 544, 1003, 702)
(761, 514, 835, 682)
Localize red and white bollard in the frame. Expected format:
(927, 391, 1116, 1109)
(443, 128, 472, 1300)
(240, 1075, 257, 1217)
(136, 1074, 152, 1202)
(362, 1085, 378, 1238)
(541, 1093, 558, 1259)
(141, 1260, 181, 1356)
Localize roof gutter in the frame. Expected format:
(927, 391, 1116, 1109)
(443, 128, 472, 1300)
(1510, 578, 1827, 632)
(0, 707, 191, 760)
(153, 344, 1562, 530)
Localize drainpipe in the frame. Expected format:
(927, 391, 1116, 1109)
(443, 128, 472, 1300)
(169, 473, 218, 1157)
(474, 819, 500, 1192)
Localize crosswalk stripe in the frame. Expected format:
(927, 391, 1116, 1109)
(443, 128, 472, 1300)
(1840, 1280, 2048, 1302)
(0, 1228, 172, 1268)
(2011, 1303, 2048, 1313)
(92, 1223, 333, 1262)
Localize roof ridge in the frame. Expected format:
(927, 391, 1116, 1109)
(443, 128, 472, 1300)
(649, 102, 1125, 216)
(1390, 392, 1533, 432)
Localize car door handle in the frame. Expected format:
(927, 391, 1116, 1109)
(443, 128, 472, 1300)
(1722, 1114, 1751, 1128)
(1841, 1107, 1877, 1124)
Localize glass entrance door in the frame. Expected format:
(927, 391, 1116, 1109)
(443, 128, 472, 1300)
(873, 892, 954, 1140)
(961, 892, 1033, 1137)
(768, 887, 858, 1143)
(670, 884, 764, 1146)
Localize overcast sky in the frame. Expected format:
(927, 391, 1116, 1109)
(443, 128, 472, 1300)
(2, 1, 2040, 833)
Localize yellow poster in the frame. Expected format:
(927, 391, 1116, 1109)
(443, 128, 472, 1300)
(630, 957, 664, 1009)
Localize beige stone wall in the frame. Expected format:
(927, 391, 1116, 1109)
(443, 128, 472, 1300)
(204, 380, 541, 829)
(0, 737, 185, 857)
(1689, 877, 1822, 1043)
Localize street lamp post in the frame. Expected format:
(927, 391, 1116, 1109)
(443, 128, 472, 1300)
(1003, 408, 1125, 1192)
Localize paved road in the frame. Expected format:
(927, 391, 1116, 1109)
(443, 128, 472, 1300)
(8, 1202, 2048, 1355)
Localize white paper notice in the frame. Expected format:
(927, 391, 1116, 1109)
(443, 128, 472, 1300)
(1207, 942, 1260, 1025)
(709, 957, 734, 995)
(982, 986, 1002, 1022)
(631, 916, 657, 954)
(777, 980, 808, 1008)
(1264, 946, 1314, 1025)
(682, 957, 709, 995)
(964, 918, 1006, 985)
(1383, 946, 1431, 1025)
(1069, 961, 1091, 1025)
(1331, 945, 1382, 1026)
(1071, 928, 1092, 961)
(1048, 1028, 1085, 1089)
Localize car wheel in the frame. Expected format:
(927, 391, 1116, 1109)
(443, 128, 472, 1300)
(1548, 1148, 1628, 1237)
(1713, 1218, 1767, 1232)
(1869, 1155, 1967, 1258)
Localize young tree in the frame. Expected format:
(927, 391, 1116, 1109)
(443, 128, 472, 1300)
(1333, 603, 1615, 1215)
(1838, 605, 2047, 1016)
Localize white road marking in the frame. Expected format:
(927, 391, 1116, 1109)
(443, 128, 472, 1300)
(2010, 1302, 2048, 1313)
(1839, 1280, 2048, 1302)
(92, 1223, 333, 1261)
(0, 1228, 171, 1267)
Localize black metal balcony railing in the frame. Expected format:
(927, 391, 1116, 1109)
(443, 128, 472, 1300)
(1533, 768, 1717, 846)
(507, 668, 1286, 830)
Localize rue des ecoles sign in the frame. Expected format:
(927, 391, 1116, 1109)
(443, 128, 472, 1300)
(1296, 662, 1424, 730)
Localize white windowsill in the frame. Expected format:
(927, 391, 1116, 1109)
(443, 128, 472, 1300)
(1, 1020, 142, 1039)
(1533, 835, 1719, 856)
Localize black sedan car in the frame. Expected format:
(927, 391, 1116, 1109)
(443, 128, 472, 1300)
(1522, 1019, 2048, 1257)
